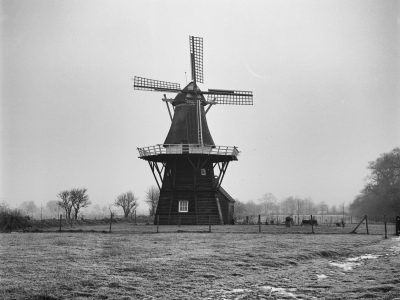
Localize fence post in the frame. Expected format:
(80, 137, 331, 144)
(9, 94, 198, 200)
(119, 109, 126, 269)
(384, 216, 387, 239)
(59, 214, 62, 231)
(350, 215, 367, 234)
(156, 215, 159, 233)
(109, 212, 113, 233)
(246, 216, 249, 224)
(258, 215, 261, 233)
(396, 216, 400, 236)
(365, 215, 369, 234)
(311, 214, 315, 234)
(208, 215, 211, 233)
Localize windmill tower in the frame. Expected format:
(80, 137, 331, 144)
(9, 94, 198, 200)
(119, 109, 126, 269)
(134, 36, 253, 225)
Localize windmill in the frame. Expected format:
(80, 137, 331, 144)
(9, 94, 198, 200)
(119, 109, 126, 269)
(134, 36, 253, 225)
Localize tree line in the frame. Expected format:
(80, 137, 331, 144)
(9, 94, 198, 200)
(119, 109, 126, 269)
(234, 194, 342, 220)
(349, 148, 400, 218)
(57, 186, 159, 220)
(111, 186, 159, 218)
(11, 186, 160, 221)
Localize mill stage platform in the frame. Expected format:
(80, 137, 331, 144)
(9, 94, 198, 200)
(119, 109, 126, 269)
(137, 144, 239, 162)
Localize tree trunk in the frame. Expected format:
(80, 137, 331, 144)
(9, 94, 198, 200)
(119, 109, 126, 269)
(67, 208, 72, 222)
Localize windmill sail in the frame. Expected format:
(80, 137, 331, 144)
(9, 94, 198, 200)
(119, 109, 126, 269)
(189, 36, 204, 84)
(133, 76, 181, 93)
(205, 89, 253, 105)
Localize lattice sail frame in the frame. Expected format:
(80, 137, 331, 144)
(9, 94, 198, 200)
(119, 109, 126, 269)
(134, 36, 254, 106)
(206, 90, 253, 105)
(189, 36, 204, 84)
(134, 76, 181, 92)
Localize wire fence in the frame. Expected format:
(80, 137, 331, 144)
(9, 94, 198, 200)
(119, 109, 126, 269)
(26, 214, 400, 238)
(235, 214, 399, 225)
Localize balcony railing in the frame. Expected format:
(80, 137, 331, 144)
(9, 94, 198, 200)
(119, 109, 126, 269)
(137, 144, 239, 158)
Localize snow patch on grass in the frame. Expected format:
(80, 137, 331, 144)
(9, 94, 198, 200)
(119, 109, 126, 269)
(330, 253, 381, 271)
(389, 237, 400, 253)
(329, 261, 360, 271)
(317, 274, 327, 280)
(261, 285, 298, 298)
(231, 288, 249, 293)
(347, 254, 381, 261)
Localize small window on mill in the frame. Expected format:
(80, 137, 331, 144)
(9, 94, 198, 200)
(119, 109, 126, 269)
(201, 168, 206, 176)
(178, 200, 189, 213)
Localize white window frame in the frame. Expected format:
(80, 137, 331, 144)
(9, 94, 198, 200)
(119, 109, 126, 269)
(201, 168, 206, 176)
(178, 200, 189, 213)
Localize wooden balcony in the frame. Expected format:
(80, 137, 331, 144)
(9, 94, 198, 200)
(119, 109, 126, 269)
(137, 144, 239, 161)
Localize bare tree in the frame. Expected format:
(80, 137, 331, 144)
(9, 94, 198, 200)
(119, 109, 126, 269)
(317, 201, 329, 214)
(101, 205, 109, 218)
(46, 200, 59, 218)
(70, 188, 91, 220)
(57, 190, 73, 221)
(281, 196, 297, 214)
(0, 202, 9, 212)
(233, 199, 247, 220)
(258, 193, 277, 215)
(145, 186, 159, 216)
(19, 201, 38, 218)
(115, 191, 137, 218)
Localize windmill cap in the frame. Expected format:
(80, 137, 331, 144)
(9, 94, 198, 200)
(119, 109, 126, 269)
(172, 82, 206, 106)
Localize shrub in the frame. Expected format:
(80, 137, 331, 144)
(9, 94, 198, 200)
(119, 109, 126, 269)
(0, 207, 32, 232)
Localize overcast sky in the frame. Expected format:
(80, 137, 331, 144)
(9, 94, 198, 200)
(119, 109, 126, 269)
(1, 0, 399, 213)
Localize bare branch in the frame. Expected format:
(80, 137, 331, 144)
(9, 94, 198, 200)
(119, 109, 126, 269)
(115, 191, 138, 218)
(145, 186, 159, 217)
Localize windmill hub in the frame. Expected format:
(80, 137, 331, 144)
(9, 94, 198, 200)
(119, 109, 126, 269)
(133, 36, 253, 225)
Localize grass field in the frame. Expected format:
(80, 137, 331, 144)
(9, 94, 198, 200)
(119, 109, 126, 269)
(1, 224, 399, 299)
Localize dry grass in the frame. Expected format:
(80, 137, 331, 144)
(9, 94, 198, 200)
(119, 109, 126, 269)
(1, 225, 399, 299)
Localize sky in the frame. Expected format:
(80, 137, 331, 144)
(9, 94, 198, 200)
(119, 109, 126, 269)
(1, 0, 399, 214)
